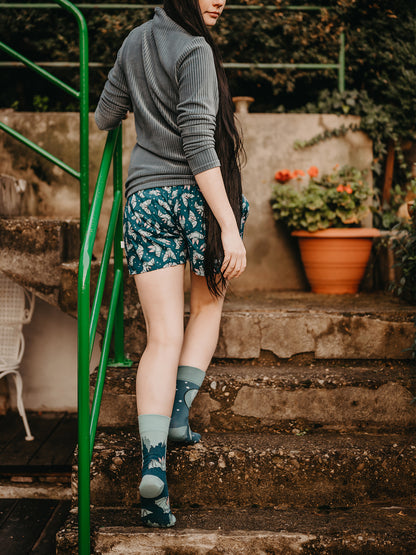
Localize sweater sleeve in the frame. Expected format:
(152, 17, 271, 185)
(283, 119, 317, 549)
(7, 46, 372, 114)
(176, 40, 221, 176)
(95, 41, 132, 131)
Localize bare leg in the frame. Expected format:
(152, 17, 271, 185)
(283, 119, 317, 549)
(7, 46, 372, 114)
(134, 264, 185, 417)
(133, 264, 185, 528)
(168, 272, 226, 443)
(179, 271, 226, 370)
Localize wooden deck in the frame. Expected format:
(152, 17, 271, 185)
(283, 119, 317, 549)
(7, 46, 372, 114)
(0, 498, 71, 554)
(0, 411, 77, 553)
(0, 411, 77, 475)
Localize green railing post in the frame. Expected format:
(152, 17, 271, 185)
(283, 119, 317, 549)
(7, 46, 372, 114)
(77, 259, 91, 555)
(54, 0, 90, 241)
(110, 129, 132, 367)
(77, 127, 127, 554)
(338, 31, 345, 93)
(0, 0, 89, 243)
(77, 4, 89, 242)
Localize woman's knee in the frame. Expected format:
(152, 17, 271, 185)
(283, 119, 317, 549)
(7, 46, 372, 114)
(146, 325, 184, 351)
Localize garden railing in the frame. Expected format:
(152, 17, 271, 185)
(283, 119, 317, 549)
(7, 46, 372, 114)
(0, 3, 346, 92)
(0, 0, 89, 238)
(77, 125, 131, 555)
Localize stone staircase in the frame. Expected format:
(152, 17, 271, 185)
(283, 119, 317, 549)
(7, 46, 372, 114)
(56, 293, 416, 554)
(0, 216, 80, 312)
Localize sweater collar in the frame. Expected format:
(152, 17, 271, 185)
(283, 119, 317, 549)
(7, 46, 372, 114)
(153, 7, 192, 36)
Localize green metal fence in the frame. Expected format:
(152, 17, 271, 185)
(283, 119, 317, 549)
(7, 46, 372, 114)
(0, 0, 90, 238)
(0, 3, 345, 92)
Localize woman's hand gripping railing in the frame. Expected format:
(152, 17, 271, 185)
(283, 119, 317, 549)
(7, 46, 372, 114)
(77, 125, 132, 555)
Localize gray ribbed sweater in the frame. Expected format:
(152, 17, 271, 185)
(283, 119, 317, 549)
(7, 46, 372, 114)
(95, 7, 220, 197)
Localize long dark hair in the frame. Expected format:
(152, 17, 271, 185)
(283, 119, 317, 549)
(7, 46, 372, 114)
(163, 0, 245, 297)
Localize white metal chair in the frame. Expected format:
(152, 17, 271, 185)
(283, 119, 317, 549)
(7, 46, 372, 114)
(0, 272, 35, 440)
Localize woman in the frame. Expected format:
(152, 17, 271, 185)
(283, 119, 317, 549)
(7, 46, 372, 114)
(95, 0, 249, 528)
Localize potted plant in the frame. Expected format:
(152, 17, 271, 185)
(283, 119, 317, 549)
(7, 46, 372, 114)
(271, 165, 380, 294)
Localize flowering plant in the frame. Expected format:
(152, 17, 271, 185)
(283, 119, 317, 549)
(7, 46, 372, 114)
(271, 165, 373, 232)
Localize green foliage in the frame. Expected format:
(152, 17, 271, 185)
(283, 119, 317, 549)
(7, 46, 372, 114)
(291, 88, 415, 229)
(271, 165, 373, 232)
(291, 89, 398, 177)
(33, 95, 49, 112)
(1, 0, 414, 126)
(390, 207, 416, 363)
(390, 204, 416, 305)
(373, 179, 416, 231)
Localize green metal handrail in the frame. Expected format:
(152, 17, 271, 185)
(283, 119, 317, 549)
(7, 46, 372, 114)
(77, 125, 131, 555)
(0, 0, 89, 238)
(0, 3, 345, 92)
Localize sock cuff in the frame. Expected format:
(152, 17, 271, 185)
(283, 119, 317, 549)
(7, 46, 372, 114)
(138, 414, 170, 436)
(177, 365, 206, 387)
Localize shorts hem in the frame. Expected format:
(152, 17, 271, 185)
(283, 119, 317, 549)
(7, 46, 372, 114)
(127, 261, 186, 276)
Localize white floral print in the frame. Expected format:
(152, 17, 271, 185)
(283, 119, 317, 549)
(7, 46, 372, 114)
(123, 185, 249, 275)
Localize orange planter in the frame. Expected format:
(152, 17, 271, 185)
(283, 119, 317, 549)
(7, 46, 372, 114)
(291, 228, 381, 294)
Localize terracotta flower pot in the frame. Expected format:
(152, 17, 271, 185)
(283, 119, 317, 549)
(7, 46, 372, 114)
(291, 228, 381, 294)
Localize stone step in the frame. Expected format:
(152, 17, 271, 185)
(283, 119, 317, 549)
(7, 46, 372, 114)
(57, 262, 416, 359)
(121, 290, 416, 361)
(3, 215, 412, 361)
(56, 504, 416, 554)
(92, 361, 416, 433)
(2, 216, 415, 361)
(81, 430, 416, 509)
(0, 216, 80, 306)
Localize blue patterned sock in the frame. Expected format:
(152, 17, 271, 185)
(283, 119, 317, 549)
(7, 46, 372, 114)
(168, 365, 205, 444)
(138, 414, 176, 528)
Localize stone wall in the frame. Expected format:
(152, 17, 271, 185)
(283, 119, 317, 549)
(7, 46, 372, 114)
(0, 110, 373, 291)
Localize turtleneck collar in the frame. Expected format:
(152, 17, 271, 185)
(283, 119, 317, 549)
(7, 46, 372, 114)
(153, 6, 193, 36)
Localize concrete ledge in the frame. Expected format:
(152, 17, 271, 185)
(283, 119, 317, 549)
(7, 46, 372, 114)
(92, 362, 416, 433)
(120, 291, 416, 360)
(57, 262, 416, 360)
(0, 482, 71, 500)
(56, 505, 416, 555)
(0, 217, 79, 258)
(82, 430, 416, 509)
(0, 217, 80, 306)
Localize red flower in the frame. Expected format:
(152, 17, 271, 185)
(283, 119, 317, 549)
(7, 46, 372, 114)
(275, 169, 293, 183)
(336, 184, 344, 193)
(293, 169, 305, 178)
(308, 166, 319, 178)
(345, 185, 353, 194)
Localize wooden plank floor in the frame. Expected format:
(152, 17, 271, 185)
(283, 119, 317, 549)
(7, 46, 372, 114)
(0, 411, 77, 475)
(0, 411, 77, 553)
(0, 498, 71, 554)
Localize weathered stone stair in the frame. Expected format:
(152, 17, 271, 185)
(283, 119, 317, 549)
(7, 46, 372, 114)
(0, 216, 80, 310)
(56, 294, 416, 554)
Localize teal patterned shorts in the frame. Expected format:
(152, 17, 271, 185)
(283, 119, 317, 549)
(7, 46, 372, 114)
(123, 185, 249, 275)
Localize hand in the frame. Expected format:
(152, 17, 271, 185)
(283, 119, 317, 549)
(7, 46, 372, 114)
(220, 227, 247, 280)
